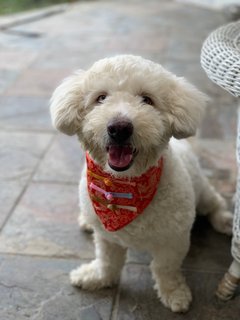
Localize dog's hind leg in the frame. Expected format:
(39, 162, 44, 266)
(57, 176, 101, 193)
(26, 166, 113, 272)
(70, 233, 126, 290)
(196, 176, 233, 235)
(78, 211, 93, 233)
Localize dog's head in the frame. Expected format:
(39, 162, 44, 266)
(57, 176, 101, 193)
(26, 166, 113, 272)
(50, 55, 207, 176)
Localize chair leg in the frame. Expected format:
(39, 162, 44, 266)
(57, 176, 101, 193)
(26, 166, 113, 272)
(216, 259, 240, 301)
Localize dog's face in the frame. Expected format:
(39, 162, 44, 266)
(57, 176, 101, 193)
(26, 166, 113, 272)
(50, 55, 207, 176)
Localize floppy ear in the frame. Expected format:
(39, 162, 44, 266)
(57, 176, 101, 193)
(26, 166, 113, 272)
(50, 70, 86, 136)
(167, 77, 208, 139)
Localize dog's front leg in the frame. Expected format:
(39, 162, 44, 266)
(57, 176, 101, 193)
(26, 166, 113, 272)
(150, 235, 192, 313)
(70, 233, 126, 290)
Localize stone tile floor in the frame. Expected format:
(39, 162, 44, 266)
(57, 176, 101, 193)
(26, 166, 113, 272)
(0, 0, 239, 319)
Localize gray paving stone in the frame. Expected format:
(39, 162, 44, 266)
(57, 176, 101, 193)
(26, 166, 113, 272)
(29, 1, 171, 70)
(0, 182, 94, 259)
(33, 134, 84, 184)
(0, 69, 19, 94)
(200, 102, 238, 140)
(158, 2, 226, 34)
(0, 180, 26, 230)
(192, 139, 237, 196)
(0, 30, 46, 50)
(0, 96, 53, 131)
(0, 131, 53, 182)
(0, 49, 38, 70)
(0, 254, 115, 320)
(33, 46, 108, 70)
(5, 68, 72, 97)
(115, 264, 240, 319)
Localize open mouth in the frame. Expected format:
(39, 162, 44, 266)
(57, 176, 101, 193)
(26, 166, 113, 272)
(106, 144, 137, 172)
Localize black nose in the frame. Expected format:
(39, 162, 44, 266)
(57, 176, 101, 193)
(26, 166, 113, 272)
(107, 119, 133, 143)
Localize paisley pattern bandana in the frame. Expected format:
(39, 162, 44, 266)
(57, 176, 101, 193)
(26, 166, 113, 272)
(86, 153, 164, 232)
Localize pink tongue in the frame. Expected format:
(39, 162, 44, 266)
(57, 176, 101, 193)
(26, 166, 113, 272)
(108, 145, 133, 168)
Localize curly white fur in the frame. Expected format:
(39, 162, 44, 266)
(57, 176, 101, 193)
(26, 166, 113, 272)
(50, 55, 232, 313)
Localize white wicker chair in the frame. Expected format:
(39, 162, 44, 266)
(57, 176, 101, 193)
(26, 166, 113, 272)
(201, 20, 240, 300)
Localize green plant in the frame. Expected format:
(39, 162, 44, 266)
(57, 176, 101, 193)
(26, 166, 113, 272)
(0, 0, 70, 15)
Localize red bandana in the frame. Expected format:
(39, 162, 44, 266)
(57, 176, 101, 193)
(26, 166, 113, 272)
(86, 153, 163, 232)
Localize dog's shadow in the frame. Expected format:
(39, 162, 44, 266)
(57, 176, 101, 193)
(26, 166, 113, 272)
(127, 215, 232, 270)
(185, 215, 232, 270)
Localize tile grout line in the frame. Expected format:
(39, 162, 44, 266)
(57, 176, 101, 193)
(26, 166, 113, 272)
(0, 128, 56, 134)
(31, 180, 79, 186)
(0, 250, 230, 276)
(0, 251, 92, 261)
(0, 133, 57, 234)
(110, 280, 121, 320)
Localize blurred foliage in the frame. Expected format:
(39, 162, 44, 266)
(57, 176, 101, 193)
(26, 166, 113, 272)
(0, 0, 74, 14)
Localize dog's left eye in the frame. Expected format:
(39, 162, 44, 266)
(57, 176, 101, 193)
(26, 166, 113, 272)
(141, 96, 154, 106)
(96, 95, 107, 103)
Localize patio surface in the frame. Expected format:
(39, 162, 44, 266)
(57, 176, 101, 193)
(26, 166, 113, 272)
(0, 0, 240, 319)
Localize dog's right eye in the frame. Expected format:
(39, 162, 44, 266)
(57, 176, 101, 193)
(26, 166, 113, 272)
(141, 95, 154, 106)
(96, 95, 107, 103)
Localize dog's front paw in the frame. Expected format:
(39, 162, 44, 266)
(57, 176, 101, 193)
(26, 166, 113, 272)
(155, 282, 192, 313)
(70, 260, 117, 290)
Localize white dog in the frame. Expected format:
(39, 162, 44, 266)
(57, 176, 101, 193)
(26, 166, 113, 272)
(50, 55, 232, 313)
